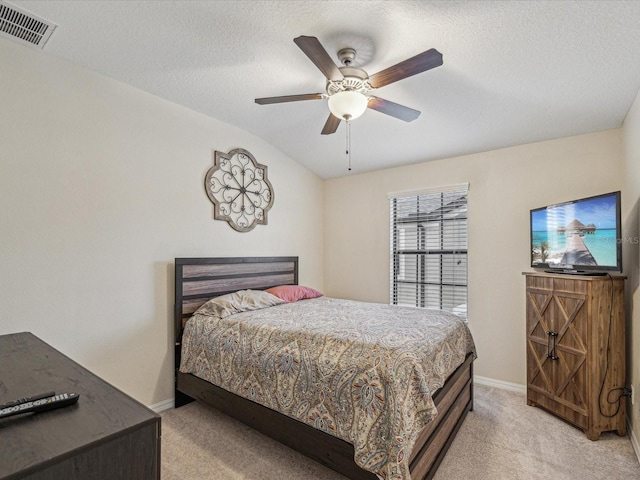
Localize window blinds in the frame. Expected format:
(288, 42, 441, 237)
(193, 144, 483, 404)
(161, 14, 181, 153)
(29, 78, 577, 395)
(389, 183, 468, 317)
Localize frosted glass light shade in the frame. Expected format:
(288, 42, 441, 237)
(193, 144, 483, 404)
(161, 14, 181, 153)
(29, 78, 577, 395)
(328, 91, 368, 120)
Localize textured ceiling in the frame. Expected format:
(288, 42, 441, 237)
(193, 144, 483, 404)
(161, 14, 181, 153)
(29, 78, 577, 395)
(10, 0, 640, 179)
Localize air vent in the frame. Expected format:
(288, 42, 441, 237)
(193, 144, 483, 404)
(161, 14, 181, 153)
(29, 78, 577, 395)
(0, 0, 56, 49)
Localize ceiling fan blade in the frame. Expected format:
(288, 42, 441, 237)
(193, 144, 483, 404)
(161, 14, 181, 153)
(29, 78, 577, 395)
(368, 48, 443, 89)
(321, 113, 341, 135)
(294, 36, 343, 81)
(255, 93, 325, 105)
(368, 97, 421, 122)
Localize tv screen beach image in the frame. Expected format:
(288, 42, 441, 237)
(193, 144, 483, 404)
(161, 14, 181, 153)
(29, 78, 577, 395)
(531, 194, 618, 268)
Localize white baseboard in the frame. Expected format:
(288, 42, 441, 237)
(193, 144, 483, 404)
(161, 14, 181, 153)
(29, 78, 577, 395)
(474, 375, 527, 394)
(148, 398, 174, 413)
(629, 418, 640, 464)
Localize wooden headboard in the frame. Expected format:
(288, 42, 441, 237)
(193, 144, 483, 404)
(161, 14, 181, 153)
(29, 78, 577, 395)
(174, 256, 298, 342)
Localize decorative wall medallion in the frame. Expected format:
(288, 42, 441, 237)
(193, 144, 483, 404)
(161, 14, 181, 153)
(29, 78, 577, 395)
(204, 148, 274, 232)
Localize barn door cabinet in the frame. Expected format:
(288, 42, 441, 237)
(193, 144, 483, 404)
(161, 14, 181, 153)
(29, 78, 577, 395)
(524, 271, 626, 440)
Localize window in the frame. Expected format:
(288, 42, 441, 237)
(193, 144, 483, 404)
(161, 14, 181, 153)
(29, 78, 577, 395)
(389, 184, 468, 318)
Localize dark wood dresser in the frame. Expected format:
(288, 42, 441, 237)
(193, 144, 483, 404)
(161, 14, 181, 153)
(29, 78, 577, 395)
(0, 332, 160, 480)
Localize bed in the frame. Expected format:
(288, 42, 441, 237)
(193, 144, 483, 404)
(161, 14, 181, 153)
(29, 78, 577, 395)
(174, 256, 475, 480)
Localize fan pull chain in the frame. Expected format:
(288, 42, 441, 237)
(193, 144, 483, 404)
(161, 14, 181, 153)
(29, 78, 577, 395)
(346, 118, 352, 171)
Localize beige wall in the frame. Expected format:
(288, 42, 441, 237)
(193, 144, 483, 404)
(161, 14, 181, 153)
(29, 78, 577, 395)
(1, 34, 636, 447)
(623, 87, 640, 450)
(0, 39, 324, 406)
(324, 130, 624, 386)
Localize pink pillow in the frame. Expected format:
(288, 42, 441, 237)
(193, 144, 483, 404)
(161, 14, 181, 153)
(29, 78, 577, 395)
(265, 285, 323, 303)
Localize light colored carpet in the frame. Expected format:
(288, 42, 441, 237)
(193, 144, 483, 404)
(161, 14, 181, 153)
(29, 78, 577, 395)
(161, 384, 640, 479)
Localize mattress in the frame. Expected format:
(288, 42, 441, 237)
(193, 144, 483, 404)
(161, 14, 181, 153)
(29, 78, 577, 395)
(180, 294, 476, 480)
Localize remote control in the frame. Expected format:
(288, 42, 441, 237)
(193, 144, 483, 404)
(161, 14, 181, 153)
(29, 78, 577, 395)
(0, 393, 79, 419)
(0, 391, 55, 409)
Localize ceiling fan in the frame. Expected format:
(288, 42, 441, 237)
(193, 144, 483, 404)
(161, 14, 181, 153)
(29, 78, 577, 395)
(255, 36, 443, 135)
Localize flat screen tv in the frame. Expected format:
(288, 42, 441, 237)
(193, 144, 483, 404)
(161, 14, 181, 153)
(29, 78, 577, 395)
(530, 191, 622, 274)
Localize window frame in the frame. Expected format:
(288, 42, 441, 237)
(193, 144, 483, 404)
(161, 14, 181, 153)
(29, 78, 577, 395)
(389, 184, 469, 317)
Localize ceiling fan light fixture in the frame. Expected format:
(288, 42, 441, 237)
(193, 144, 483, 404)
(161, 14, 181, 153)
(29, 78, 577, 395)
(328, 91, 369, 121)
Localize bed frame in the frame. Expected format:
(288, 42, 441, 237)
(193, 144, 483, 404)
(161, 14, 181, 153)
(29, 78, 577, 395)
(174, 256, 474, 480)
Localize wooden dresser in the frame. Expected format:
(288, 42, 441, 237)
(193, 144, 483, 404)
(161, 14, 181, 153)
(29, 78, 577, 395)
(0, 332, 160, 480)
(524, 272, 626, 440)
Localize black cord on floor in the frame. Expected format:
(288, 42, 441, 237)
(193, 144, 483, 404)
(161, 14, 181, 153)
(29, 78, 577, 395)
(597, 273, 626, 418)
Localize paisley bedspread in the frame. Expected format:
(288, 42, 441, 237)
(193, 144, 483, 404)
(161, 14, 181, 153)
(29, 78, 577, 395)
(180, 296, 476, 480)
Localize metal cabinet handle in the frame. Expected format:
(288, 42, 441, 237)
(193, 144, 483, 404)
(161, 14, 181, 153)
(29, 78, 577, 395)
(546, 331, 558, 361)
